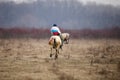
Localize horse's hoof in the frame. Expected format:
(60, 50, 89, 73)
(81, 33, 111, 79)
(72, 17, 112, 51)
(55, 54, 58, 60)
(53, 46, 55, 48)
(50, 54, 52, 57)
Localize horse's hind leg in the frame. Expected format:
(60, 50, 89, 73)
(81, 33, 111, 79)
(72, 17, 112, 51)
(50, 54, 52, 57)
(55, 49, 58, 60)
(55, 53, 58, 60)
(66, 38, 69, 44)
(50, 48, 53, 57)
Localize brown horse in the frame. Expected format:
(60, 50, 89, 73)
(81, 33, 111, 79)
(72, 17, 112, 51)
(48, 35, 62, 59)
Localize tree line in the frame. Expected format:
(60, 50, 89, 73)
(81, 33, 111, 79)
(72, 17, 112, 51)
(0, 27, 120, 39)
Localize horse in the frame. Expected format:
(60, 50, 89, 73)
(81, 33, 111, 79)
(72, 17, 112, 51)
(61, 33, 70, 44)
(48, 35, 62, 59)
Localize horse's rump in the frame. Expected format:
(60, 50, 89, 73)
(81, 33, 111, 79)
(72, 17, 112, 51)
(49, 36, 61, 47)
(61, 33, 70, 40)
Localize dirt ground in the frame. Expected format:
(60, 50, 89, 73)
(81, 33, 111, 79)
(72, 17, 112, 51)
(0, 38, 120, 80)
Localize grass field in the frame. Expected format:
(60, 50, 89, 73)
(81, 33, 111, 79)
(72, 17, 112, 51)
(0, 38, 120, 80)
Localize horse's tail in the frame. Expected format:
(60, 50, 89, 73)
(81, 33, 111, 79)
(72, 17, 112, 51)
(53, 38, 57, 48)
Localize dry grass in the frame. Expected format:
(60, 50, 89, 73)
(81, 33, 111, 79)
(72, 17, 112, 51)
(0, 38, 120, 80)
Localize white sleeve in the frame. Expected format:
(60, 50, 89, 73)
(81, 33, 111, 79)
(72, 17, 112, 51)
(57, 27, 61, 34)
(58, 29, 61, 34)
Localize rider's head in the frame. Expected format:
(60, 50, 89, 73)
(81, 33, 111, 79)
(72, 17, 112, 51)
(53, 24, 57, 26)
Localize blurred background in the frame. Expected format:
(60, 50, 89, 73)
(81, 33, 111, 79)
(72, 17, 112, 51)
(0, 1, 120, 80)
(0, 0, 120, 38)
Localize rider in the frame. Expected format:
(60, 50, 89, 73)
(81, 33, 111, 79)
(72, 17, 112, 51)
(50, 24, 63, 49)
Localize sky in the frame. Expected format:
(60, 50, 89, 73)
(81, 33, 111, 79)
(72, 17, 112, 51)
(79, 0, 120, 6)
(0, 0, 120, 6)
(0, 0, 37, 3)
